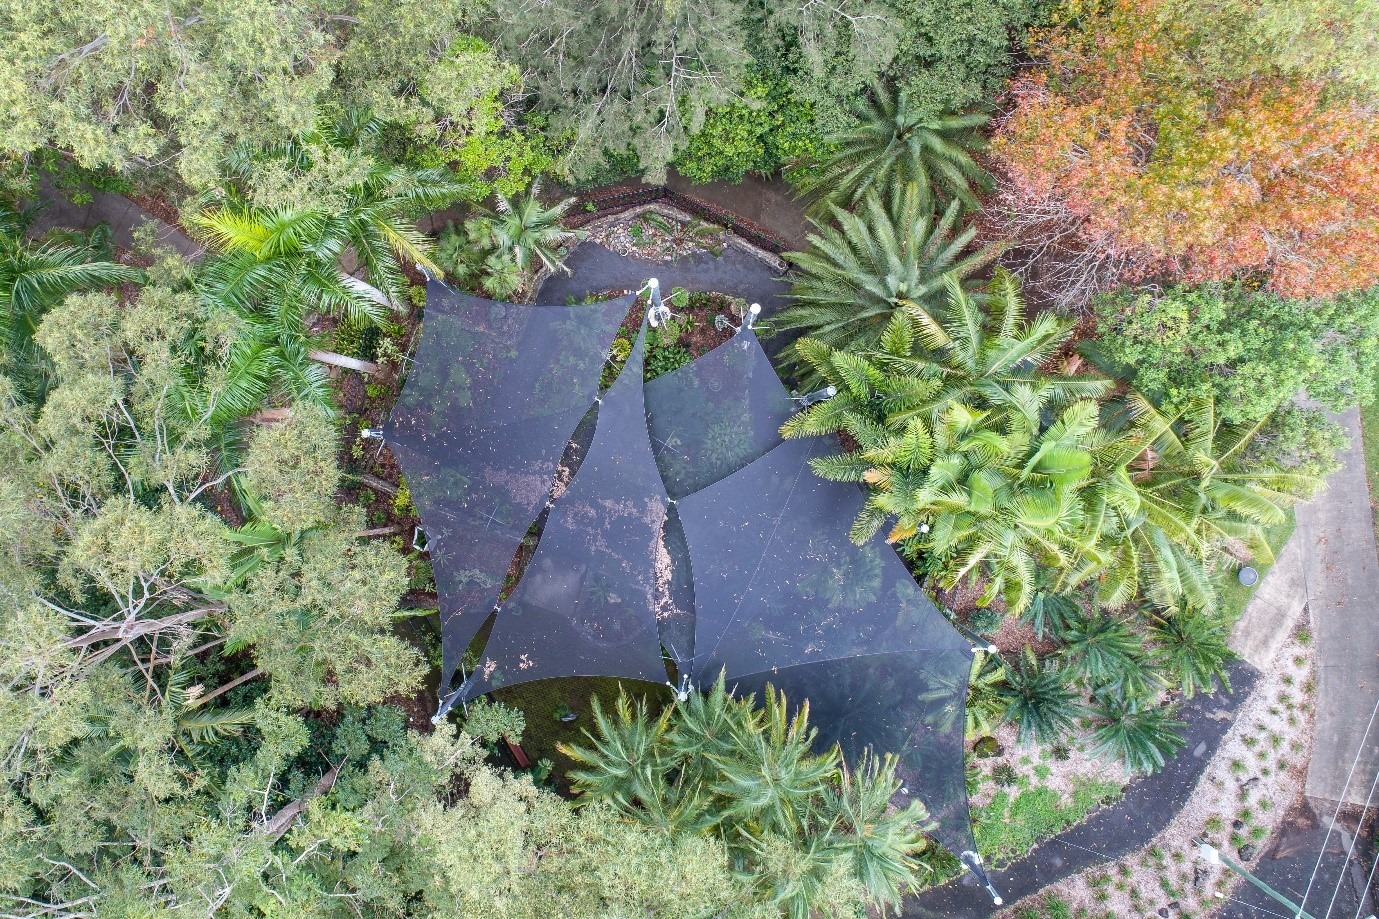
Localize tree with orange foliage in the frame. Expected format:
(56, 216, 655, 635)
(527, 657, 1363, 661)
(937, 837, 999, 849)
(988, 0, 1379, 308)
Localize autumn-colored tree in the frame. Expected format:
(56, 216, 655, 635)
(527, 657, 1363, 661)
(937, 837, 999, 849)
(989, 0, 1379, 307)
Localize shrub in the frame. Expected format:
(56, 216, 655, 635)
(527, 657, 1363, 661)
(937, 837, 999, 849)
(969, 608, 1004, 636)
(1089, 284, 1379, 423)
(674, 71, 823, 183)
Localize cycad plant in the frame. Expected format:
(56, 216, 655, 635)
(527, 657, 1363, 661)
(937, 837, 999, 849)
(964, 650, 1009, 739)
(1086, 693, 1187, 774)
(1019, 589, 1083, 641)
(775, 184, 999, 383)
(999, 648, 1086, 746)
(561, 675, 934, 917)
(1057, 611, 1157, 696)
(794, 81, 990, 212)
(1148, 606, 1235, 697)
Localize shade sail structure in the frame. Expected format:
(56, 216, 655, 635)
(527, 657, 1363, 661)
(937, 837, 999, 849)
(390, 285, 986, 875)
(384, 280, 633, 696)
(728, 650, 975, 856)
(644, 332, 795, 500)
(464, 325, 672, 697)
(644, 331, 795, 663)
(677, 434, 971, 683)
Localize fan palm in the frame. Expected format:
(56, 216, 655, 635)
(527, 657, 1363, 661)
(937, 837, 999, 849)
(999, 648, 1086, 745)
(480, 179, 584, 276)
(1086, 694, 1186, 774)
(0, 200, 140, 392)
(794, 81, 990, 212)
(775, 183, 999, 384)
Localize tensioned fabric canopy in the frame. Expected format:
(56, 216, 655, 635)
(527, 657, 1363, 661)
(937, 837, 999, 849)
(387, 279, 983, 863)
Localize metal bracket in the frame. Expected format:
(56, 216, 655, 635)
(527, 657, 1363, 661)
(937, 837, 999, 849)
(665, 673, 693, 703)
(960, 851, 1003, 905)
(713, 302, 762, 335)
(793, 385, 838, 408)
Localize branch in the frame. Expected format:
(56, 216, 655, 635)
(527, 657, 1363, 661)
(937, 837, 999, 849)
(189, 667, 262, 708)
(262, 763, 342, 842)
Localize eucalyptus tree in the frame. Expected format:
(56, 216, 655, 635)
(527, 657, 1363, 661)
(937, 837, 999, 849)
(775, 183, 999, 385)
(794, 81, 991, 211)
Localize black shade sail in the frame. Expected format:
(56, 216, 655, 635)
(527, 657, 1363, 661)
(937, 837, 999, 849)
(387, 282, 985, 868)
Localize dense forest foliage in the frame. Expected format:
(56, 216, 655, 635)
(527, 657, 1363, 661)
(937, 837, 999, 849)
(1, 0, 1377, 914)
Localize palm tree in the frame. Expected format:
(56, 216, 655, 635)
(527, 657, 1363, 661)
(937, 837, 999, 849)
(794, 81, 990, 212)
(1082, 395, 1316, 613)
(1149, 606, 1235, 697)
(1086, 694, 1186, 774)
(0, 200, 140, 393)
(796, 385, 1106, 613)
(999, 648, 1086, 745)
(188, 111, 466, 420)
(775, 184, 1000, 384)
(483, 179, 584, 276)
(193, 111, 465, 319)
(879, 271, 1112, 416)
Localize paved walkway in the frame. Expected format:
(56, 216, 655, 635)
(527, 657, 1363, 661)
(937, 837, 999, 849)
(30, 180, 200, 258)
(905, 662, 1261, 917)
(1291, 407, 1379, 807)
(665, 169, 813, 251)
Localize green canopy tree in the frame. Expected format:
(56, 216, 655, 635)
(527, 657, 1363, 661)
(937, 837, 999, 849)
(0, 199, 139, 395)
(0, 0, 522, 186)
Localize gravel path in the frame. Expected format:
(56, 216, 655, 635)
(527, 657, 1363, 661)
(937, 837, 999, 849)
(905, 662, 1261, 917)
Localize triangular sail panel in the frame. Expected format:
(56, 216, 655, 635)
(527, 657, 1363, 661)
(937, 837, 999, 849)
(462, 325, 671, 699)
(384, 280, 633, 696)
(643, 330, 795, 663)
(677, 435, 971, 682)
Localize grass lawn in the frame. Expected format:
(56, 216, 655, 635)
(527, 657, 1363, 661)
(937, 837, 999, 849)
(1214, 506, 1296, 628)
(491, 676, 666, 790)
